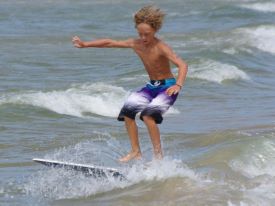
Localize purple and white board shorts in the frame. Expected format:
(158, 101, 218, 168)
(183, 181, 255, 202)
(117, 78, 178, 124)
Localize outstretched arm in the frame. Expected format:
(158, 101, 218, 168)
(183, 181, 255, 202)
(72, 36, 134, 48)
(161, 43, 188, 96)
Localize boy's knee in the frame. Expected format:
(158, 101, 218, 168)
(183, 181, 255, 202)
(142, 115, 154, 123)
(124, 116, 136, 123)
(141, 112, 163, 124)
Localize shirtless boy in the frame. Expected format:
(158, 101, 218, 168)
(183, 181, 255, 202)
(72, 5, 188, 162)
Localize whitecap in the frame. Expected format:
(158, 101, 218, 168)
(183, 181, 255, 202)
(188, 59, 250, 83)
(230, 138, 275, 178)
(0, 83, 127, 118)
(237, 25, 275, 55)
(241, 3, 275, 12)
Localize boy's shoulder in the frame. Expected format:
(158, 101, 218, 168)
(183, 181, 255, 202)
(156, 40, 175, 55)
(156, 39, 172, 49)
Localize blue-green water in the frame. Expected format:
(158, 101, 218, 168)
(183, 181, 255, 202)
(1, 0, 275, 205)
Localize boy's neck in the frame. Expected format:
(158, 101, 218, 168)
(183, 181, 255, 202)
(142, 37, 158, 48)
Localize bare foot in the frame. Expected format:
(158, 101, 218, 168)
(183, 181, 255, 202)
(154, 152, 163, 160)
(118, 151, 142, 163)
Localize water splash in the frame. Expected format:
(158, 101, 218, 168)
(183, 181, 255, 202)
(25, 158, 198, 200)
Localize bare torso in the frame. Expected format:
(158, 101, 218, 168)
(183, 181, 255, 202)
(133, 38, 174, 80)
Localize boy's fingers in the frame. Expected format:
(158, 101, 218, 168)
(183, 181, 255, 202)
(165, 88, 171, 95)
(72, 36, 80, 42)
(166, 86, 180, 96)
(166, 88, 174, 96)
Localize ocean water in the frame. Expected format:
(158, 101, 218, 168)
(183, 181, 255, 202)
(1, 0, 275, 205)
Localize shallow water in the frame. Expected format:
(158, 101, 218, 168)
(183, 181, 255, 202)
(1, 0, 275, 205)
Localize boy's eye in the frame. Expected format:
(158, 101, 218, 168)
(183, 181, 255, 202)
(139, 33, 149, 36)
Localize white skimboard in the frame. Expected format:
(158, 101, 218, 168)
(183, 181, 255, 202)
(33, 158, 126, 180)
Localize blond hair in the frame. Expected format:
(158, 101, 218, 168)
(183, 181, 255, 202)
(134, 5, 165, 31)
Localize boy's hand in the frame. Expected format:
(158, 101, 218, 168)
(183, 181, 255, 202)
(166, 85, 181, 96)
(72, 36, 85, 48)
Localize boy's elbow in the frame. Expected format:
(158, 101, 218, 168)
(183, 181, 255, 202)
(182, 61, 188, 69)
(105, 39, 115, 47)
(184, 63, 188, 71)
(97, 39, 114, 48)
(105, 39, 122, 48)
(179, 61, 188, 72)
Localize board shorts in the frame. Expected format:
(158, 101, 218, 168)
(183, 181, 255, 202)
(117, 78, 178, 124)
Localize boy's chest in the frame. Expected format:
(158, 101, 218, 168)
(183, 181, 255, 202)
(135, 47, 164, 63)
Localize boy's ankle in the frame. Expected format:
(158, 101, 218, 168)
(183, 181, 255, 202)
(118, 151, 142, 163)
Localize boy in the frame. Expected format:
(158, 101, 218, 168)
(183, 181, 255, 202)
(72, 5, 188, 162)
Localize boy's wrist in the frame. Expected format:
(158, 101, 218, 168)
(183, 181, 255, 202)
(82, 42, 87, 48)
(175, 84, 182, 89)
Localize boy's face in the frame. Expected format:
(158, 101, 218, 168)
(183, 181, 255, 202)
(136, 23, 156, 46)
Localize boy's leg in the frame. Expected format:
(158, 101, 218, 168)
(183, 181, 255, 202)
(140, 90, 178, 160)
(143, 115, 163, 160)
(119, 116, 142, 162)
(117, 87, 152, 162)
